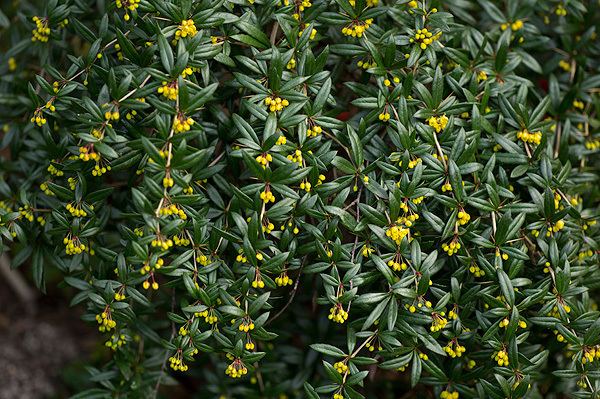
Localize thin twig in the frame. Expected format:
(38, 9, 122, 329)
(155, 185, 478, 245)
(270, 22, 279, 45)
(266, 257, 306, 325)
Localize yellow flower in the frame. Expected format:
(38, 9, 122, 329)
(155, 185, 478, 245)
(174, 19, 198, 42)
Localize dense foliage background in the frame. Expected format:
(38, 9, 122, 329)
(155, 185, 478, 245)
(1, 0, 600, 398)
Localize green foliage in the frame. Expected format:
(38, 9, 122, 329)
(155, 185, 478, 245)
(1, 0, 600, 398)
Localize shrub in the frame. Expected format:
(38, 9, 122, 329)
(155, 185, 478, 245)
(1, 0, 600, 397)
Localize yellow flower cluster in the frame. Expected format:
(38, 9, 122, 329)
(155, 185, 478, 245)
(516, 128, 542, 145)
(159, 203, 187, 219)
(8, 57, 16, 71)
(105, 333, 127, 351)
(175, 19, 198, 41)
(444, 341, 466, 357)
(582, 346, 600, 364)
(366, 340, 382, 352)
(174, 115, 195, 133)
(477, 70, 488, 82)
(96, 310, 116, 332)
(519, 320, 527, 329)
(361, 245, 374, 257)
(493, 349, 509, 366)
(169, 352, 189, 371)
(442, 239, 460, 256)
(140, 258, 163, 275)
(383, 77, 400, 87)
(412, 196, 424, 204)
(115, 0, 140, 21)
(260, 188, 275, 203)
(252, 273, 265, 289)
(299, 180, 312, 192)
(47, 163, 64, 176)
(586, 133, 600, 148)
(142, 278, 159, 290)
(66, 203, 88, 218)
(307, 124, 323, 137)
(378, 111, 391, 122)
(440, 391, 459, 399)
(430, 312, 448, 332)
(211, 35, 224, 45)
(163, 176, 174, 188)
(554, 191, 562, 209)
(342, 19, 373, 38)
(32, 16, 50, 42)
(334, 361, 349, 374)
(298, 28, 317, 40)
(427, 114, 449, 133)
(151, 235, 174, 250)
(286, 58, 296, 70)
(385, 224, 410, 245)
(387, 259, 407, 271)
(558, 59, 571, 72)
(275, 272, 293, 286)
(114, 290, 126, 301)
(410, 28, 442, 50)
(226, 359, 248, 378)
(91, 128, 104, 139)
(396, 363, 409, 372)
(158, 81, 178, 100)
(181, 66, 199, 78)
(64, 236, 87, 255)
(262, 221, 275, 233)
(239, 319, 255, 332)
(92, 163, 111, 177)
(469, 263, 485, 277)
(40, 182, 53, 196)
(500, 19, 523, 31)
(550, 219, 565, 234)
(173, 234, 190, 246)
(265, 96, 289, 112)
(555, 4, 567, 16)
(357, 59, 377, 69)
(18, 205, 34, 222)
(349, 0, 378, 6)
(31, 109, 47, 126)
(401, 157, 422, 169)
(256, 153, 272, 168)
(329, 304, 348, 323)
(45, 100, 56, 113)
(104, 109, 120, 121)
(407, 299, 432, 313)
(276, 135, 287, 146)
(236, 249, 248, 263)
(495, 249, 509, 260)
(79, 147, 101, 162)
(578, 249, 594, 261)
(457, 210, 470, 225)
(195, 309, 218, 324)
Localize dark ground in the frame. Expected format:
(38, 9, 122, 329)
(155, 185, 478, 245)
(0, 271, 96, 399)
